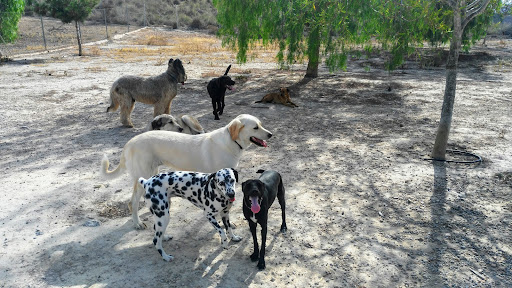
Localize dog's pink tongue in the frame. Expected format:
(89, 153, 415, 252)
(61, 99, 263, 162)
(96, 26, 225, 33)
(250, 196, 260, 213)
(251, 137, 268, 147)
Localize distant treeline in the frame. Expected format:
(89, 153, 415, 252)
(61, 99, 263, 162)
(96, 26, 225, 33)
(24, 0, 219, 30)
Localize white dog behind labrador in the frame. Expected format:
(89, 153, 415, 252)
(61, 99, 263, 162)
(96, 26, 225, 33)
(148, 114, 205, 135)
(101, 114, 272, 229)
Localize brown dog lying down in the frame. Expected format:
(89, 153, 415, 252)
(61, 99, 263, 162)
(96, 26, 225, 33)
(255, 87, 298, 108)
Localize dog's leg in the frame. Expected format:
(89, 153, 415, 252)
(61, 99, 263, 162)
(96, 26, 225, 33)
(257, 219, 268, 270)
(206, 213, 228, 248)
(120, 98, 135, 127)
(131, 180, 147, 229)
(220, 210, 242, 242)
(154, 98, 171, 117)
(152, 208, 173, 261)
(278, 180, 288, 233)
(248, 220, 259, 262)
(219, 95, 225, 115)
(211, 99, 219, 120)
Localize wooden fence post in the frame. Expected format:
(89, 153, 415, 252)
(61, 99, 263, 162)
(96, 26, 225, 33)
(40, 15, 47, 50)
(103, 8, 109, 39)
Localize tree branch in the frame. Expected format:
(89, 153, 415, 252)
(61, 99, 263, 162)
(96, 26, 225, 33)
(462, 0, 491, 28)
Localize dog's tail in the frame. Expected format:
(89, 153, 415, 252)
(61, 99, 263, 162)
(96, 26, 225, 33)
(224, 64, 232, 76)
(107, 83, 119, 112)
(100, 153, 126, 180)
(256, 169, 265, 174)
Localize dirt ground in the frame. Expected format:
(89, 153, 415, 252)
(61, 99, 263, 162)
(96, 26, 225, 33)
(1, 18, 511, 288)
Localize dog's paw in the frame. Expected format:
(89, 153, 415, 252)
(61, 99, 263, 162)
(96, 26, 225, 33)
(162, 254, 174, 262)
(257, 260, 266, 270)
(163, 235, 173, 241)
(280, 226, 287, 233)
(231, 235, 242, 242)
(134, 222, 147, 230)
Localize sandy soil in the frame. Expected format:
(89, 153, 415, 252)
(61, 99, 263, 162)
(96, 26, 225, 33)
(1, 21, 511, 287)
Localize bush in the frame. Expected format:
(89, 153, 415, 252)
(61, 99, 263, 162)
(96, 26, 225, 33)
(190, 18, 204, 29)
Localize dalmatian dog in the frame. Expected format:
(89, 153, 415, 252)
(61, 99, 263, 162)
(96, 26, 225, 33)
(138, 168, 242, 261)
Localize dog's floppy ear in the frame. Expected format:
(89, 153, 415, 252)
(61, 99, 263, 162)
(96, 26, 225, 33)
(224, 64, 232, 76)
(151, 117, 163, 130)
(173, 59, 182, 68)
(231, 168, 239, 182)
(241, 180, 247, 191)
(228, 119, 244, 141)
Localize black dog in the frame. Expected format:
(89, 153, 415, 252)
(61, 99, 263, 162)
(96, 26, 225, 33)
(242, 169, 287, 270)
(207, 65, 235, 120)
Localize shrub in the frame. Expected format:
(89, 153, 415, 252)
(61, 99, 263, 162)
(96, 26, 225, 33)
(190, 18, 203, 29)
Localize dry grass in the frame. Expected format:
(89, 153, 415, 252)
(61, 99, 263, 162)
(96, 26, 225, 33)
(135, 34, 169, 46)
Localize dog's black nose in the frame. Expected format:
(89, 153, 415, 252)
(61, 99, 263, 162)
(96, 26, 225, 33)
(268, 133, 273, 139)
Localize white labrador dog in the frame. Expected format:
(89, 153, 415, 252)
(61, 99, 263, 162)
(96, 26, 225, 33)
(101, 114, 273, 229)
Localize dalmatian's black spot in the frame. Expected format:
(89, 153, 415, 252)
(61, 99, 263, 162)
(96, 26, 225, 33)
(186, 181, 191, 187)
(158, 221, 162, 227)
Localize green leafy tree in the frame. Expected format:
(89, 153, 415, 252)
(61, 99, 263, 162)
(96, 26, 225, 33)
(43, 0, 100, 56)
(213, 1, 442, 78)
(214, 0, 385, 78)
(0, 0, 25, 43)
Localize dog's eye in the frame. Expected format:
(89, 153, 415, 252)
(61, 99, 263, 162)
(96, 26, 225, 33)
(219, 181, 225, 186)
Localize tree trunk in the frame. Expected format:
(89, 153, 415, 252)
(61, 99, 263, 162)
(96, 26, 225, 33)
(431, 8, 463, 160)
(305, 26, 320, 78)
(75, 21, 82, 56)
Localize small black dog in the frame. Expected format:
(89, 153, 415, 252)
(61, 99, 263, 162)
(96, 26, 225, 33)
(207, 65, 235, 120)
(242, 169, 287, 270)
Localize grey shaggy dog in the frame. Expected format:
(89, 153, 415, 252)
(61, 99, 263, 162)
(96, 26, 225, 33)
(107, 58, 187, 127)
